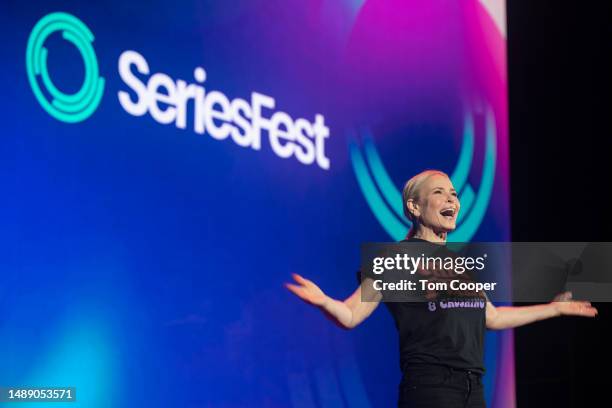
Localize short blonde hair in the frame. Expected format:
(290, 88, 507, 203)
(402, 169, 450, 237)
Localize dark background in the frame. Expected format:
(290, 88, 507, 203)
(508, 1, 611, 406)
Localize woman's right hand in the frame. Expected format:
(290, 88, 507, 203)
(285, 273, 329, 307)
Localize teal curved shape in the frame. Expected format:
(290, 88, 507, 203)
(456, 184, 474, 224)
(449, 106, 497, 241)
(450, 112, 475, 194)
(363, 134, 408, 221)
(361, 113, 475, 225)
(349, 141, 407, 240)
(41, 31, 95, 108)
(26, 12, 104, 123)
(349, 105, 496, 243)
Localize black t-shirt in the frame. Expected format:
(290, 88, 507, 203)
(358, 237, 487, 374)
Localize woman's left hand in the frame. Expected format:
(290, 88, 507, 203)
(552, 291, 598, 317)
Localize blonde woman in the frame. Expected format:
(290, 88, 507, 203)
(286, 169, 598, 408)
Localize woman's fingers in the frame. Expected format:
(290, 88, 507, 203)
(285, 281, 324, 306)
(292, 273, 310, 285)
(286, 273, 327, 307)
(285, 283, 309, 299)
(579, 301, 597, 315)
(554, 295, 598, 317)
(563, 301, 598, 317)
(576, 304, 598, 317)
(292, 273, 320, 291)
(286, 281, 309, 294)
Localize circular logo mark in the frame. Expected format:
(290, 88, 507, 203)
(349, 104, 497, 242)
(26, 12, 105, 123)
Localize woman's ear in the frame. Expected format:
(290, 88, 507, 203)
(406, 199, 420, 218)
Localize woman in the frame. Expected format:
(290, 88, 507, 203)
(286, 169, 598, 408)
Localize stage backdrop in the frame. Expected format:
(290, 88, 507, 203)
(0, 1, 512, 406)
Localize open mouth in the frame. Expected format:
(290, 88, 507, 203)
(440, 208, 456, 220)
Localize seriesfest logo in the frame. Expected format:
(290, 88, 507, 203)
(349, 107, 497, 242)
(26, 12, 105, 123)
(25, 12, 331, 170)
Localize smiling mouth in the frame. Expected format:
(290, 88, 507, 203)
(440, 208, 456, 220)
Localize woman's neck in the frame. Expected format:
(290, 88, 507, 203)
(412, 226, 447, 243)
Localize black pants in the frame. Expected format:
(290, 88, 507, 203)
(398, 365, 486, 408)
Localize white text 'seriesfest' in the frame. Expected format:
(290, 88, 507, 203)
(117, 50, 331, 170)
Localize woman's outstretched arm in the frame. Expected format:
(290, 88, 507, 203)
(485, 291, 598, 330)
(285, 273, 382, 329)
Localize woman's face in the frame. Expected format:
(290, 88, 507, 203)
(412, 174, 460, 233)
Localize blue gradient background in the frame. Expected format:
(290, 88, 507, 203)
(0, 0, 511, 406)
